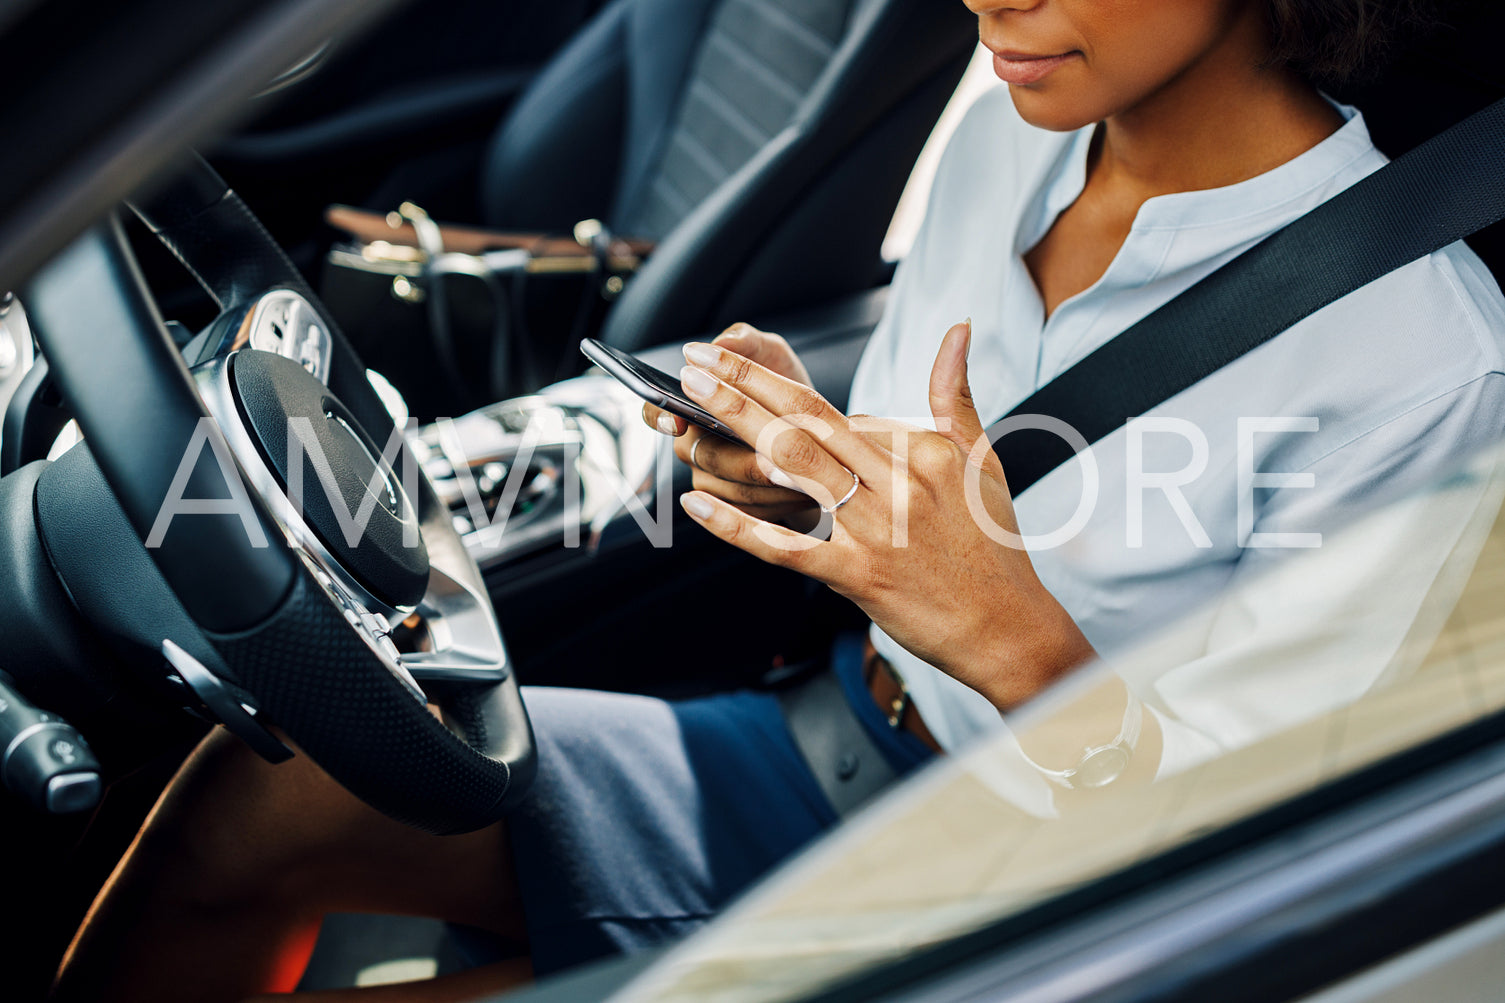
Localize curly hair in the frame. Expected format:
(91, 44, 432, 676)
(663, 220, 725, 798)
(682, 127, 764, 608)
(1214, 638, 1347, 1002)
(1266, 0, 1438, 84)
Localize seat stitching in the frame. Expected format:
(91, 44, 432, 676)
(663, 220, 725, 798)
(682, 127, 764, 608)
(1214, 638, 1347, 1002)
(670, 128, 734, 186)
(705, 29, 808, 108)
(687, 77, 770, 150)
(728, 0, 841, 55)
(649, 174, 695, 217)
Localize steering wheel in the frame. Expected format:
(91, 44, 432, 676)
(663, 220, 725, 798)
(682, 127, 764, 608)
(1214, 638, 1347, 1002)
(20, 157, 534, 834)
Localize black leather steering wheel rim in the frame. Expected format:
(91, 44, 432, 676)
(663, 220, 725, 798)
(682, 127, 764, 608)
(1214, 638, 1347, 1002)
(21, 163, 535, 834)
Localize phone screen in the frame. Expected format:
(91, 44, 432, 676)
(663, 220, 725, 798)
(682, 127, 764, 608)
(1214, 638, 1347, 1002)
(610, 348, 696, 403)
(581, 338, 746, 444)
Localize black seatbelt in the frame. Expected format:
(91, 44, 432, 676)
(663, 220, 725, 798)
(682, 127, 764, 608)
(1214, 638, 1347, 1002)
(993, 95, 1505, 496)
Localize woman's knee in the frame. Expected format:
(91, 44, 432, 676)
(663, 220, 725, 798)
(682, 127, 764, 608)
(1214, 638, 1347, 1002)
(142, 729, 520, 931)
(142, 729, 379, 909)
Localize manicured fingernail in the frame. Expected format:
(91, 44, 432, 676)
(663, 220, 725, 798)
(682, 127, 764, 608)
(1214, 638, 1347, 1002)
(683, 342, 720, 367)
(682, 493, 715, 520)
(768, 467, 795, 489)
(680, 365, 718, 398)
(656, 413, 679, 435)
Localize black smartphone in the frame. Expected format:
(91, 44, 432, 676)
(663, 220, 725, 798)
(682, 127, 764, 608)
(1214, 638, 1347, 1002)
(580, 338, 747, 445)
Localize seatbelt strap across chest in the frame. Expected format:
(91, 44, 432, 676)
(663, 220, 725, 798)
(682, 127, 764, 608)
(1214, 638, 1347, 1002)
(992, 96, 1505, 496)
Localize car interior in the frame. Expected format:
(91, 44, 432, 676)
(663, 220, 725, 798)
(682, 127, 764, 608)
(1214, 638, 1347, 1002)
(179, 0, 979, 416)
(2, 0, 1505, 1000)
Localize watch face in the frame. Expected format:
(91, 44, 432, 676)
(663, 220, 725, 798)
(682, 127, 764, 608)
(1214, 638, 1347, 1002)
(1073, 746, 1131, 789)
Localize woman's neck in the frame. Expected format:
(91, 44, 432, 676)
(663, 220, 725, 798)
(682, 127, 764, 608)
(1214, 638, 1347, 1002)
(1023, 10, 1344, 321)
(1093, 12, 1343, 202)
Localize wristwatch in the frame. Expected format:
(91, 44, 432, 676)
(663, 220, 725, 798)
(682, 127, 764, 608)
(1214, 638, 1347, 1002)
(1031, 692, 1143, 790)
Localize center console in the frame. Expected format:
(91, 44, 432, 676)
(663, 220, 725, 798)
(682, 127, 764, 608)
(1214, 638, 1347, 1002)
(409, 374, 668, 570)
(403, 288, 888, 692)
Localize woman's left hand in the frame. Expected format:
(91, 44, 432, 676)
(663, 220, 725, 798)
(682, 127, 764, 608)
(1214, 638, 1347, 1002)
(677, 321, 1098, 710)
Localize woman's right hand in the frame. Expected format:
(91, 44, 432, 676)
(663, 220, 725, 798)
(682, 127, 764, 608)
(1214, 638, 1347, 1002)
(643, 323, 817, 524)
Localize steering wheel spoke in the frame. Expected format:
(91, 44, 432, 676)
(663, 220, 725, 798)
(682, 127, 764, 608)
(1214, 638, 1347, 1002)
(403, 563, 511, 685)
(194, 288, 335, 385)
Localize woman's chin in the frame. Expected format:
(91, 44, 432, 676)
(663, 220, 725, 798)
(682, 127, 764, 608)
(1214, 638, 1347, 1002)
(1006, 86, 1101, 134)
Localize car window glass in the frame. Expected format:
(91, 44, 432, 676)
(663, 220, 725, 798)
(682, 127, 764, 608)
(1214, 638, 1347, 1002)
(612, 443, 1505, 1003)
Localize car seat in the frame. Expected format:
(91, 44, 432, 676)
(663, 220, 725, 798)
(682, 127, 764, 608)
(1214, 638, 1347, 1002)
(479, 0, 974, 352)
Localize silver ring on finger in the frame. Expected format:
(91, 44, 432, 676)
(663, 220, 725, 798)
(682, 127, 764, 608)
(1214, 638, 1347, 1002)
(821, 469, 861, 516)
(689, 436, 706, 472)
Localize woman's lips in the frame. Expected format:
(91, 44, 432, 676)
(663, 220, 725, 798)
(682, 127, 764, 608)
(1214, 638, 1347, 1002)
(991, 51, 1079, 86)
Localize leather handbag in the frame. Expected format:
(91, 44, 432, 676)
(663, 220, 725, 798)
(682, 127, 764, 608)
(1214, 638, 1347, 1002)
(319, 203, 652, 419)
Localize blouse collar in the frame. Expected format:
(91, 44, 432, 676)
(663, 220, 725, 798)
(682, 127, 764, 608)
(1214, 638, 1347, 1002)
(1015, 100, 1378, 254)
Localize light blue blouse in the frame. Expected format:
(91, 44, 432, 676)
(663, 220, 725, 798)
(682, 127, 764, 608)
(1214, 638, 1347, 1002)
(848, 87, 1505, 769)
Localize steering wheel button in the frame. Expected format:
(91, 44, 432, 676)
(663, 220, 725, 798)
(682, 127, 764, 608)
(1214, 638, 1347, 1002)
(359, 610, 391, 637)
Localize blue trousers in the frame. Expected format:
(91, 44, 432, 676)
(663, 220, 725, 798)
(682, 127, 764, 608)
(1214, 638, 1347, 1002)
(507, 632, 935, 974)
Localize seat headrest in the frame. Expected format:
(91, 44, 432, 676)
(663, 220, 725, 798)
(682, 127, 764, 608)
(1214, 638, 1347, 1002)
(1333, 0, 1505, 157)
(1331, 0, 1505, 286)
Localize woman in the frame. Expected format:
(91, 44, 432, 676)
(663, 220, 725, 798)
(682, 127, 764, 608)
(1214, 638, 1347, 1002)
(56, 1, 1503, 1000)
